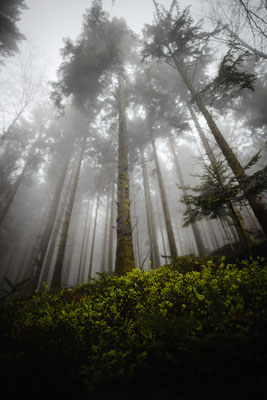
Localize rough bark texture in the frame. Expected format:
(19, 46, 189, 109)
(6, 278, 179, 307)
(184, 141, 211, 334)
(115, 73, 135, 274)
(140, 145, 160, 268)
(148, 117, 178, 259)
(50, 135, 86, 288)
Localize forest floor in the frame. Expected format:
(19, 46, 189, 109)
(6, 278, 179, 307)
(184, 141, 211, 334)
(0, 241, 267, 400)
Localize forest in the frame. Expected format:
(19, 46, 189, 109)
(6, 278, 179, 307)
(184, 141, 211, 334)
(0, 0, 267, 399)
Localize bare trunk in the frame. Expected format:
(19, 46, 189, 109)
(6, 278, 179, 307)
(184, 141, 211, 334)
(108, 181, 115, 274)
(148, 117, 178, 258)
(50, 135, 86, 288)
(168, 133, 206, 256)
(27, 147, 73, 291)
(115, 72, 135, 274)
(140, 145, 160, 269)
(100, 192, 110, 273)
(88, 188, 101, 279)
(77, 198, 92, 284)
(175, 60, 267, 237)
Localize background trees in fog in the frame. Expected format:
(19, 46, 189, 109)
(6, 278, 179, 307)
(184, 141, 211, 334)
(0, 0, 266, 293)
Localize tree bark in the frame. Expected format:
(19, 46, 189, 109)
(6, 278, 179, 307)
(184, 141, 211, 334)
(115, 72, 135, 274)
(174, 59, 267, 237)
(148, 116, 178, 258)
(50, 135, 86, 288)
(168, 133, 206, 256)
(27, 146, 73, 291)
(108, 180, 115, 274)
(100, 191, 110, 273)
(140, 145, 161, 268)
(88, 187, 101, 279)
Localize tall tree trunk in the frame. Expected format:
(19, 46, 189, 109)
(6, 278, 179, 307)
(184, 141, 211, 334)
(115, 72, 135, 274)
(79, 196, 95, 282)
(148, 116, 178, 258)
(88, 187, 101, 279)
(50, 135, 86, 288)
(155, 185, 168, 262)
(77, 198, 92, 284)
(100, 192, 110, 273)
(174, 59, 267, 237)
(108, 181, 115, 274)
(140, 145, 160, 269)
(63, 196, 83, 285)
(133, 193, 142, 268)
(168, 133, 206, 256)
(188, 102, 256, 247)
(27, 146, 73, 291)
(0, 133, 43, 226)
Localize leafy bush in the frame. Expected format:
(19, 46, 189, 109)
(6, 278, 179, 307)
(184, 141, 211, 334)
(1, 257, 267, 399)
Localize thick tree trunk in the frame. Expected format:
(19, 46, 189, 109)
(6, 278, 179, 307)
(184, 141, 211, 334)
(50, 135, 86, 288)
(175, 60, 267, 237)
(148, 117, 178, 258)
(108, 181, 115, 274)
(115, 72, 135, 274)
(140, 145, 160, 269)
(168, 133, 206, 256)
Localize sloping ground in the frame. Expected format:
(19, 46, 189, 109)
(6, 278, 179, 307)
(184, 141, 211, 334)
(0, 253, 267, 399)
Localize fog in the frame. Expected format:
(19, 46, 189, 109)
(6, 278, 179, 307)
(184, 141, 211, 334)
(0, 0, 266, 292)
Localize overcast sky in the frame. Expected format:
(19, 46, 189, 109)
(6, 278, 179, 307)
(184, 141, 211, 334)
(17, 0, 204, 80)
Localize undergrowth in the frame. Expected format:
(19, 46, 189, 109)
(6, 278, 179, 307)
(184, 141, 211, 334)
(1, 256, 267, 399)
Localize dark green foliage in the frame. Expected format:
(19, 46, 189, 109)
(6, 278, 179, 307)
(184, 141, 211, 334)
(201, 47, 256, 102)
(180, 154, 267, 226)
(1, 257, 267, 399)
(0, 0, 27, 59)
(50, 0, 134, 113)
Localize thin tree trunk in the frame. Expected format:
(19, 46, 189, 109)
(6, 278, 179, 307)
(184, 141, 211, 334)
(115, 72, 135, 274)
(0, 133, 43, 226)
(63, 196, 83, 285)
(155, 188, 168, 263)
(223, 24, 267, 60)
(27, 146, 73, 291)
(168, 133, 206, 256)
(148, 116, 178, 258)
(80, 196, 95, 282)
(88, 187, 101, 279)
(50, 135, 86, 288)
(133, 193, 142, 268)
(100, 192, 110, 273)
(174, 59, 267, 237)
(188, 103, 256, 247)
(108, 181, 115, 274)
(140, 145, 160, 269)
(76, 198, 91, 284)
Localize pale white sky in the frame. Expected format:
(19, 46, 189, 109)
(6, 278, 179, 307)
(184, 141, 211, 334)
(17, 0, 204, 80)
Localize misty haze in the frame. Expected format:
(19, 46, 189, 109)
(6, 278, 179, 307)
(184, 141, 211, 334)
(0, 1, 267, 399)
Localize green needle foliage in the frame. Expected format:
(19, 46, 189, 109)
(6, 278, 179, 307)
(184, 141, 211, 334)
(180, 153, 267, 226)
